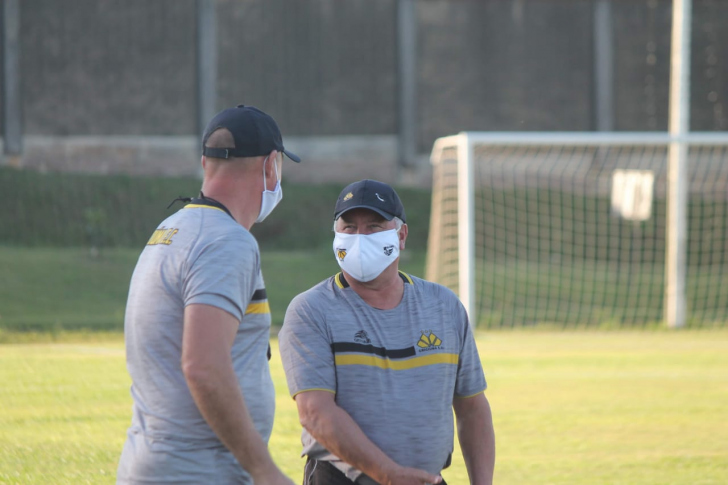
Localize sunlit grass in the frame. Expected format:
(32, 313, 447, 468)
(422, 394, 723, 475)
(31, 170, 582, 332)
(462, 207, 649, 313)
(1, 330, 727, 484)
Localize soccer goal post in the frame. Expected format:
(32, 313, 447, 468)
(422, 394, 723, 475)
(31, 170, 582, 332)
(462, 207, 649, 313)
(426, 132, 728, 328)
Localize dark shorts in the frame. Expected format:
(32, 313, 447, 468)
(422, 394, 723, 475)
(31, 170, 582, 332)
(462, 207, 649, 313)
(302, 458, 447, 485)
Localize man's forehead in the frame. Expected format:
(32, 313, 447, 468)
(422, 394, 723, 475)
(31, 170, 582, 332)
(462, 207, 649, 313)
(338, 208, 387, 222)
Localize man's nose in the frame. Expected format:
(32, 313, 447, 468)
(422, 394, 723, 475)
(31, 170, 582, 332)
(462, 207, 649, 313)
(356, 227, 374, 235)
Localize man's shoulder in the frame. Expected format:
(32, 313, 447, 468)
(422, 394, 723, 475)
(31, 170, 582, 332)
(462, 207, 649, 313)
(286, 275, 348, 318)
(164, 211, 259, 272)
(280, 276, 339, 337)
(291, 275, 338, 304)
(179, 210, 256, 249)
(407, 273, 459, 300)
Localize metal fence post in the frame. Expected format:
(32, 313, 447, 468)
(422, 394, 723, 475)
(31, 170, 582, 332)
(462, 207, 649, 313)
(197, 0, 217, 143)
(397, 0, 417, 170)
(3, 0, 22, 167)
(665, 0, 692, 329)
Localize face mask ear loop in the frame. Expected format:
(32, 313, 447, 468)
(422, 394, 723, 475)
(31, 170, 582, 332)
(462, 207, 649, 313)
(262, 156, 269, 192)
(262, 155, 281, 192)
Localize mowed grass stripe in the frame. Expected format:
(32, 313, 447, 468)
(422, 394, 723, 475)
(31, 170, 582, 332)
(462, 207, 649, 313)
(1, 331, 727, 484)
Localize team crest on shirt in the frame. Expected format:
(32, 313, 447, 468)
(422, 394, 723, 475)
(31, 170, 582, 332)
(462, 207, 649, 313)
(354, 330, 371, 344)
(336, 248, 347, 261)
(417, 330, 443, 352)
(147, 227, 179, 246)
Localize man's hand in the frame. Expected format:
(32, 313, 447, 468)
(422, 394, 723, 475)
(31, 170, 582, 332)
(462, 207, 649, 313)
(296, 391, 443, 485)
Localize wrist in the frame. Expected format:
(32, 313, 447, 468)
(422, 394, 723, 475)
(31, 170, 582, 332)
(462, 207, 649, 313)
(375, 463, 402, 485)
(244, 452, 278, 480)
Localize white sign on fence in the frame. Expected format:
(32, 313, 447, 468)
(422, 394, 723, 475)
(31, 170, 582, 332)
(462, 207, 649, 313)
(611, 169, 654, 221)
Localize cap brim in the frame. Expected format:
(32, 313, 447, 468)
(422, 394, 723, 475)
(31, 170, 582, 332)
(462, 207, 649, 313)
(335, 205, 394, 221)
(283, 149, 301, 163)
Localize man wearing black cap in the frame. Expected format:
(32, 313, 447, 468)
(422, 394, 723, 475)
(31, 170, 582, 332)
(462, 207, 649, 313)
(117, 105, 299, 484)
(279, 180, 496, 485)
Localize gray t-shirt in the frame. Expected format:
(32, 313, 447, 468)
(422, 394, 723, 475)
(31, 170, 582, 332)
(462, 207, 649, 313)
(117, 202, 275, 484)
(278, 271, 486, 481)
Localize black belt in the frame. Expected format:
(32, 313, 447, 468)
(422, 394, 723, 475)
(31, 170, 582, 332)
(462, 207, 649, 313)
(304, 458, 448, 485)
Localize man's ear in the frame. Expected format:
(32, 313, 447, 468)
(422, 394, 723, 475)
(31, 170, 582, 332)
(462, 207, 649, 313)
(201, 156, 206, 170)
(399, 223, 408, 250)
(263, 150, 279, 180)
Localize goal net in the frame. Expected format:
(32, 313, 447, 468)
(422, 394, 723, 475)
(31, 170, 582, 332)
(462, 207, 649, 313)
(426, 133, 728, 328)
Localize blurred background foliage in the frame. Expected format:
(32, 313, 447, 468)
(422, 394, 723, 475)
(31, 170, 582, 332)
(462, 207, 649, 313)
(0, 166, 432, 252)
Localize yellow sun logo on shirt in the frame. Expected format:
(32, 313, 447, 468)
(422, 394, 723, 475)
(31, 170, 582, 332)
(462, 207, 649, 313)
(417, 330, 442, 349)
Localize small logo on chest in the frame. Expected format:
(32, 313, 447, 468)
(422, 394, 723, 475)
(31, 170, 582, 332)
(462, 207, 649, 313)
(354, 330, 371, 344)
(417, 330, 443, 352)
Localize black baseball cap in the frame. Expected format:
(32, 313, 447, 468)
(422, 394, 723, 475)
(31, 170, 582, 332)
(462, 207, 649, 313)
(201, 104, 301, 163)
(334, 179, 406, 223)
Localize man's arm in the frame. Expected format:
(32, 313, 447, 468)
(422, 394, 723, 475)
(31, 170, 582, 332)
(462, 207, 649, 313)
(182, 303, 293, 485)
(295, 390, 442, 485)
(452, 393, 496, 485)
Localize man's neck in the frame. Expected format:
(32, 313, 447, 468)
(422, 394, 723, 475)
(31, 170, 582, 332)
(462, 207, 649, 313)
(200, 183, 257, 230)
(344, 265, 405, 310)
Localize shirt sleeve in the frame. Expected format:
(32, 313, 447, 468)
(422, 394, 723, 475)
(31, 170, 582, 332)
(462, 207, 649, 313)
(453, 299, 488, 398)
(182, 234, 258, 322)
(278, 289, 337, 397)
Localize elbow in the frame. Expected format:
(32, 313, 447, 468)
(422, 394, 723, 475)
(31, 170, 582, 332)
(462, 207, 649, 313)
(296, 397, 329, 436)
(182, 358, 213, 389)
(294, 391, 337, 437)
(297, 404, 318, 432)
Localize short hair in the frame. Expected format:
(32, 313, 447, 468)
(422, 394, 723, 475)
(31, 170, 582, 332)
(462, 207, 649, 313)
(203, 128, 235, 150)
(203, 128, 262, 169)
(333, 215, 405, 232)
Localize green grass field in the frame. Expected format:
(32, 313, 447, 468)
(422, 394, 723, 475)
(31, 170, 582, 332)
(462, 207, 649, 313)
(5, 245, 726, 336)
(1, 330, 727, 484)
(0, 246, 426, 335)
(475, 259, 728, 328)
(3, 164, 727, 483)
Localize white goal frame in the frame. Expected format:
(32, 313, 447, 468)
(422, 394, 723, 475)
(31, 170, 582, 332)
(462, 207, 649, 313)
(427, 131, 728, 328)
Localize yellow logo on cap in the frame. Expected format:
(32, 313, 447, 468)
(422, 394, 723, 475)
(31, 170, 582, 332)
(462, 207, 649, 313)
(343, 192, 353, 201)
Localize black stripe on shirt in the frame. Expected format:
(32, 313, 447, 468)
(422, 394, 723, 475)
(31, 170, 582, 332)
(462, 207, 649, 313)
(251, 289, 267, 301)
(331, 342, 416, 359)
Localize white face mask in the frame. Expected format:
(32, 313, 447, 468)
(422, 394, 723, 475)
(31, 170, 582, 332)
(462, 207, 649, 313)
(333, 228, 400, 282)
(256, 156, 283, 223)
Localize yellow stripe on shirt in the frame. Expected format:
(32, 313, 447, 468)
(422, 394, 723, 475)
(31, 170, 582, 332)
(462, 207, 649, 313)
(335, 352, 458, 370)
(183, 204, 228, 213)
(245, 301, 270, 315)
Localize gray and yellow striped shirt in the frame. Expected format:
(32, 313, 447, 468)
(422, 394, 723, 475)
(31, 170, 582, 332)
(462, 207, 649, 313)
(279, 271, 486, 482)
(118, 201, 274, 484)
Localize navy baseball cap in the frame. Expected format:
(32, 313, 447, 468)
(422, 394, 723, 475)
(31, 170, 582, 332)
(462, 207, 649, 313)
(201, 104, 301, 163)
(334, 179, 406, 223)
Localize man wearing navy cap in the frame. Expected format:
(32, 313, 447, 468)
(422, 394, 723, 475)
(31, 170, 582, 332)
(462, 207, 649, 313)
(279, 180, 496, 485)
(118, 105, 299, 484)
